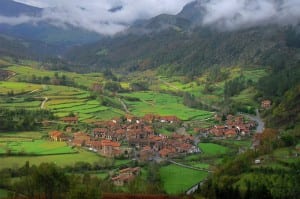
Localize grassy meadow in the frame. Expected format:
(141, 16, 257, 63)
(0, 140, 76, 155)
(198, 143, 229, 155)
(160, 164, 208, 194)
(0, 149, 104, 170)
(121, 91, 213, 120)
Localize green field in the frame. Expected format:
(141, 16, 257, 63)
(0, 150, 104, 170)
(0, 140, 76, 155)
(0, 131, 44, 139)
(191, 163, 210, 169)
(121, 91, 213, 120)
(0, 81, 42, 94)
(5, 65, 104, 88)
(198, 143, 229, 155)
(160, 164, 208, 194)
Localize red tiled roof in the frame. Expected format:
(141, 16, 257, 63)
(101, 139, 120, 147)
(49, 130, 63, 137)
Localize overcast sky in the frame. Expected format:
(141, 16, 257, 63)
(2, 0, 300, 34)
(11, 0, 194, 34)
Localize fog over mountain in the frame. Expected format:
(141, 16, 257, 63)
(6, 0, 194, 35)
(0, 0, 298, 35)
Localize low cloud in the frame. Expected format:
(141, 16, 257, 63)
(2, 0, 300, 34)
(201, 0, 300, 30)
(0, 15, 39, 25)
(6, 0, 193, 35)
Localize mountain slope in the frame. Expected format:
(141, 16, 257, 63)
(0, 0, 101, 46)
(0, 0, 41, 17)
(65, 25, 300, 74)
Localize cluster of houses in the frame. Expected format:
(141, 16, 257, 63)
(197, 114, 257, 138)
(111, 167, 141, 186)
(49, 114, 198, 159)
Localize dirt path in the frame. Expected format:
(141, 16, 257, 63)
(29, 89, 40, 94)
(40, 97, 48, 109)
(118, 98, 130, 113)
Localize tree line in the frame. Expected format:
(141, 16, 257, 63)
(0, 108, 55, 131)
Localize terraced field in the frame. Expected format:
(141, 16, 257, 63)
(121, 91, 213, 121)
(0, 81, 42, 94)
(4, 65, 104, 88)
(0, 80, 124, 121)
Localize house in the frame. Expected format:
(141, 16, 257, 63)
(72, 132, 90, 147)
(99, 139, 121, 157)
(261, 100, 271, 109)
(93, 128, 109, 139)
(86, 140, 102, 151)
(159, 147, 176, 158)
(224, 129, 237, 138)
(111, 167, 140, 186)
(139, 146, 153, 161)
(49, 130, 65, 141)
(62, 116, 78, 124)
(142, 114, 157, 123)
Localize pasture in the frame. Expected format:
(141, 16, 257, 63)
(0, 81, 42, 95)
(0, 149, 104, 170)
(0, 140, 76, 155)
(0, 131, 44, 139)
(198, 143, 229, 155)
(5, 65, 104, 88)
(160, 164, 208, 194)
(121, 91, 213, 120)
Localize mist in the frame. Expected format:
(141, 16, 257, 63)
(201, 0, 300, 30)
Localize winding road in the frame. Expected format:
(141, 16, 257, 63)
(240, 109, 265, 133)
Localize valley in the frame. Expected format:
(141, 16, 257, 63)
(0, 0, 299, 198)
(0, 57, 298, 198)
(0, 58, 265, 194)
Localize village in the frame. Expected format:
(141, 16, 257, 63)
(48, 112, 258, 186)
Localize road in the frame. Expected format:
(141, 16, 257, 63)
(40, 97, 48, 109)
(240, 109, 265, 133)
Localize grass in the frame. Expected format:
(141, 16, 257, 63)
(191, 163, 210, 169)
(0, 140, 76, 155)
(198, 143, 229, 155)
(0, 149, 104, 170)
(0, 189, 8, 199)
(121, 91, 213, 121)
(5, 65, 104, 88)
(160, 164, 208, 194)
(220, 139, 252, 148)
(0, 81, 42, 94)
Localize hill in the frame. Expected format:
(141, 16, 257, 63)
(0, 0, 101, 46)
